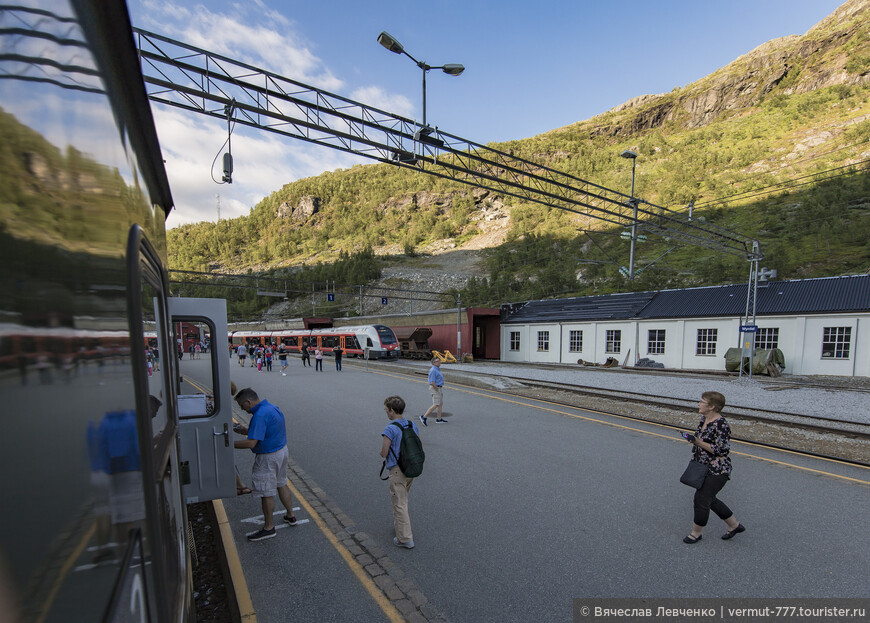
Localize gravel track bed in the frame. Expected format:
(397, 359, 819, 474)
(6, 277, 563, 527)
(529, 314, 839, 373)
(443, 363, 870, 425)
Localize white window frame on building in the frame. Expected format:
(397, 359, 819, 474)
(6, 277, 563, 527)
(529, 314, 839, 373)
(696, 328, 718, 356)
(605, 330, 621, 354)
(756, 327, 779, 350)
(647, 329, 666, 355)
(569, 330, 583, 353)
(821, 326, 851, 359)
(509, 331, 521, 352)
(537, 330, 550, 352)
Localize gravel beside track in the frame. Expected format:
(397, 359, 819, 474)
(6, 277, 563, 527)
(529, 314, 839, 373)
(440, 363, 870, 425)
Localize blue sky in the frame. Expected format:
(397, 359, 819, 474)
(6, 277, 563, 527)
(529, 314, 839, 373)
(127, 0, 846, 228)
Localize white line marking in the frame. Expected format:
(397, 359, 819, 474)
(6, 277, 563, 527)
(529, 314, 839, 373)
(241, 508, 305, 524)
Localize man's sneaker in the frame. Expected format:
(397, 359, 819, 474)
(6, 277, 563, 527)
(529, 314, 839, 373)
(393, 537, 415, 549)
(246, 528, 276, 542)
(419, 415, 428, 427)
(435, 418, 448, 423)
(281, 372, 286, 376)
(284, 515, 298, 526)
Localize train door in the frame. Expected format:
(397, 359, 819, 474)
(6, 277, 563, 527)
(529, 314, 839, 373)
(169, 298, 235, 502)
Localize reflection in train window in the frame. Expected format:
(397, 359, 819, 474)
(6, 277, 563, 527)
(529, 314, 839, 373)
(176, 319, 217, 418)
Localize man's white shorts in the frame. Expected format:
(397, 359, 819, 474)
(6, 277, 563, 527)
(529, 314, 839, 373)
(251, 445, 289, 498)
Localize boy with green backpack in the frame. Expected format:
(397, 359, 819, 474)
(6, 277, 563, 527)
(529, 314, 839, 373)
(379, 395, 424, 549)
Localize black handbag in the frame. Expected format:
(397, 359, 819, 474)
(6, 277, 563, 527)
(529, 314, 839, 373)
(680, 460, 708, 489)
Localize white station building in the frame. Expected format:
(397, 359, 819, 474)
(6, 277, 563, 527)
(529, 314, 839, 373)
(499, 274, 870, 377)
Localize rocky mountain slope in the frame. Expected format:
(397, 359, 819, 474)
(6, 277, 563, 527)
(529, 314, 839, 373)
(169, 0, 870, 318)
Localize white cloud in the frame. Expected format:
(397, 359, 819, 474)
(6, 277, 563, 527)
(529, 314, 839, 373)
(351, 86, 415, 119)
(132, 1, 412, 228)
(137, 0, 341, 90)
(155, 107, 366, 229)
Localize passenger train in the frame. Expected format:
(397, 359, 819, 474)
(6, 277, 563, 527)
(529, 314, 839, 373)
(229, 324, 400, 359)
(0, 2, 235, 621)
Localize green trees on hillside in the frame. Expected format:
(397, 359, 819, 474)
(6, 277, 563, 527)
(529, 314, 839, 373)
(167, 79, 870, 317)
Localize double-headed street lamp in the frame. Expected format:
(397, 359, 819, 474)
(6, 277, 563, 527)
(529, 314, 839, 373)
(620, 149, 639, 279)
(377, 31, 464, 130)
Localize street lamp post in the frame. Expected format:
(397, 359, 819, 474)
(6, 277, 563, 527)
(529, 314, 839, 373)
(377, 31, 464, 129)
(620, 150, 638, 279)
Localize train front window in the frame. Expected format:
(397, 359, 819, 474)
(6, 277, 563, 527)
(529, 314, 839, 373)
(375, 325, 397, 345)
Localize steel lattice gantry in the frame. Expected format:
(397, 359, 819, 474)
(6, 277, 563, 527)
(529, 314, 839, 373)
(132, 28, 762, 261)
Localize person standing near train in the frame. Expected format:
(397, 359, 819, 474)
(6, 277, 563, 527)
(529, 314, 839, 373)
(333, 344, 343, 371)
(279, 343, 288, 376)
(301, 343, 311, 367)
(237, 343, 246, 367)
(233, 387, 298, 541)
(314, 347, 323, 372)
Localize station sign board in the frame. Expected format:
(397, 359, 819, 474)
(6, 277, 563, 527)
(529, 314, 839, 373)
(739, 324, 758, 333)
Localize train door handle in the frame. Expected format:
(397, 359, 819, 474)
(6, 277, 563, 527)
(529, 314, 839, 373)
(213, 423, 229, 447)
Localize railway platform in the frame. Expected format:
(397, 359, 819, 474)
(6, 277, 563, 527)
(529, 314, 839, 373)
(205, 358, 869, 622)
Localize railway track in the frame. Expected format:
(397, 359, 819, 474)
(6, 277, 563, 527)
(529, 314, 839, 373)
(491, 374, 870, 437)
(366, 359, 870, 466)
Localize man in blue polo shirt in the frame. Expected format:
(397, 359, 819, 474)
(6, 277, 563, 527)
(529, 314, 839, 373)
(233, 387, 298, 541)
(420, 357, 447, 425)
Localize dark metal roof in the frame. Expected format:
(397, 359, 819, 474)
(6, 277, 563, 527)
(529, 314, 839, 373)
(501, 275, 870, 324)
(501, 291, 657, 324)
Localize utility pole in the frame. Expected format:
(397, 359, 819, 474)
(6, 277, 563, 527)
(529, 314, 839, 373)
(620, 150, 639, 279)
(216, 193, 220, 221)
(456, 292, 462, 361)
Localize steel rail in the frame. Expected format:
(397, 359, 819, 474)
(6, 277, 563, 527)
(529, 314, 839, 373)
(498, 375, 870, 434)
(362, 359, 870, 466)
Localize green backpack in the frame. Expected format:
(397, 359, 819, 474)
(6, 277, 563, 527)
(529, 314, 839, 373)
(380, 421, 425, 479)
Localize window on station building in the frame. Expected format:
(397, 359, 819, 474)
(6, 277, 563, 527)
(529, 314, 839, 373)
(537, 331, 550, 352)
(821, 327, 851, 359)
(696, 328, 718, 355)
(605, 330, 621, 353)
(510, 331, 521, 351)
(647, 329, 666, 355)
(756, 327, 779, 350)
(569, 330, 583, 352)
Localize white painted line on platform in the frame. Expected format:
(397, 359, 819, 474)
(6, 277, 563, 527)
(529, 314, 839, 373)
(241, 508, 307, 526)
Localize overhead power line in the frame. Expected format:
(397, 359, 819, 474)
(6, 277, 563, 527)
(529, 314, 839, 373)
(693, 155, 870, 209)
(132, 27, 761, 261)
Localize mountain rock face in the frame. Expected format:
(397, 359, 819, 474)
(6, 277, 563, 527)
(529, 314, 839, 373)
(586, 0, 870, 136)
(169, 0, 870, 297)
(277, 195, 319, 221)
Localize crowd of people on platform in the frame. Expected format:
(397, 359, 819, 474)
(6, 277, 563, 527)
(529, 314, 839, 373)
(231, 342, 345, 374)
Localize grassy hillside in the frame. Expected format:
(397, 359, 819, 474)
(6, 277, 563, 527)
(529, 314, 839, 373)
(168, 0, 870, 314)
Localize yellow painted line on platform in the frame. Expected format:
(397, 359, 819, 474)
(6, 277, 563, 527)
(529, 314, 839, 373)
(213, 500, 257, 622)
(36, 523, 96, 623)
(369, 368, 870, 486)
(283, 477, 404, 623)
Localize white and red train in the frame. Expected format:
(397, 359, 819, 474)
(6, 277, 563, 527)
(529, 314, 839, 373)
(228, 324, 400, 359)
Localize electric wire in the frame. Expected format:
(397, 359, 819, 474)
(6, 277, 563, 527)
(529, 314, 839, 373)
(693, 150, 870, 208)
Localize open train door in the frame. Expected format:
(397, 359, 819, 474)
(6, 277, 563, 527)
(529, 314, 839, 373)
(169, 297, 235, 502)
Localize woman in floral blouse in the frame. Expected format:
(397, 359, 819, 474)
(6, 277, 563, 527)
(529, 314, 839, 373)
(683, 391, 746, 544)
